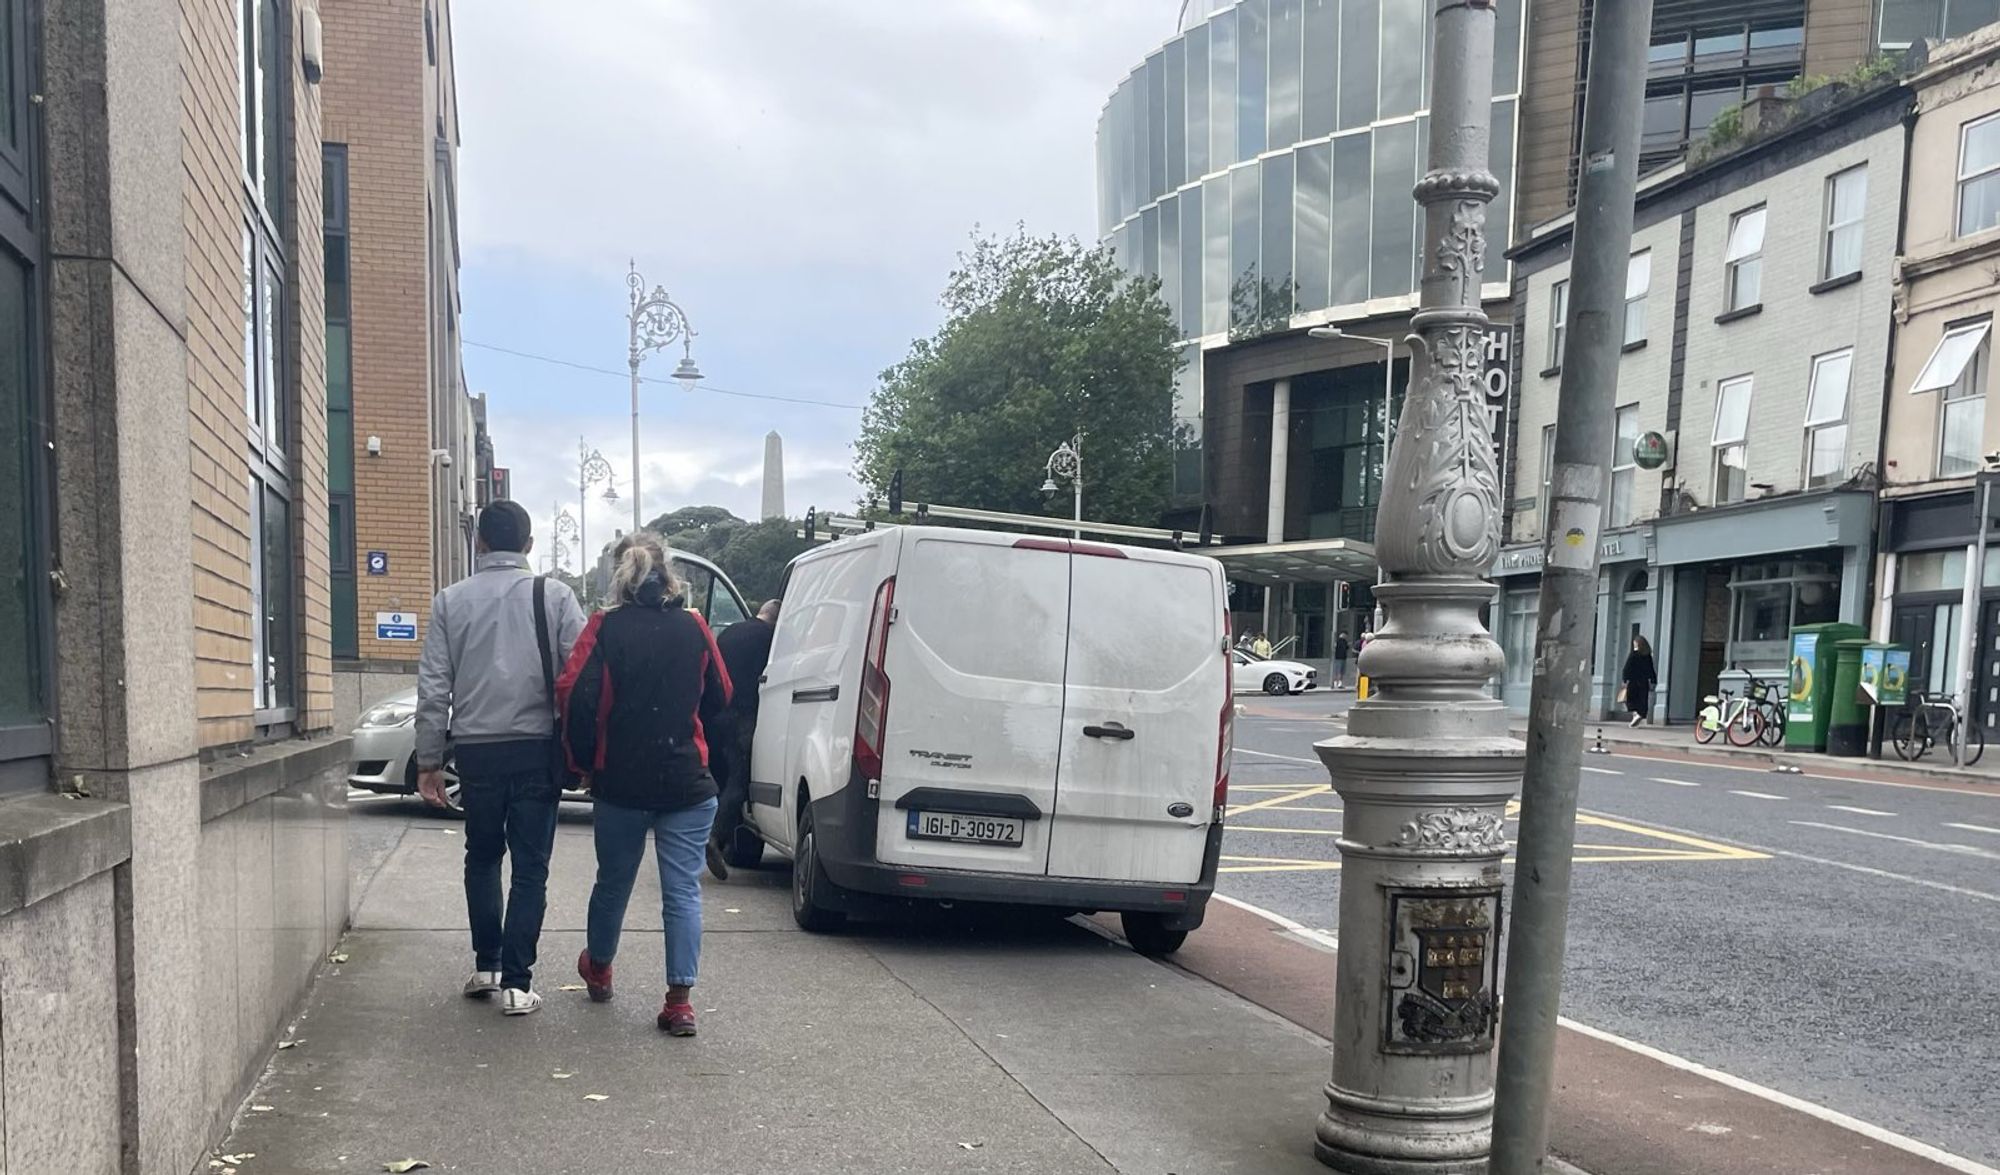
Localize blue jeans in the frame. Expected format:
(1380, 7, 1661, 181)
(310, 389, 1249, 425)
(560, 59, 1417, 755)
(460, 759, 561, 992)
(586, 795, 717, 988)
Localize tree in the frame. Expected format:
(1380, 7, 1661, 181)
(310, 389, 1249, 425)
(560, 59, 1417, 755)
(639, 505, 808, 605)
(855, 228, 1184, 527)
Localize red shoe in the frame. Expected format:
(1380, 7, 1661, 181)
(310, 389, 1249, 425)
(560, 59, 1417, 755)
(576, 950, 614, 1002)
(658, 1000, 696, 1036)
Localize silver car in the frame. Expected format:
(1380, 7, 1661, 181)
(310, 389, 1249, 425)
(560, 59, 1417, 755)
(347, 552, 755, 812)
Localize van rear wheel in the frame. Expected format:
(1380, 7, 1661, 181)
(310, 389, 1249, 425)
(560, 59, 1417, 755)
(1121, 911, 1188, 957)
(1263, 673, 1290, 696)
(791, 806, 845, 933)
(722, 824, 765, 870)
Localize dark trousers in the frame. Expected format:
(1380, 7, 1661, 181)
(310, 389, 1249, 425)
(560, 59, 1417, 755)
(460, 751, 560, 991)
(709, 714, 754, 848)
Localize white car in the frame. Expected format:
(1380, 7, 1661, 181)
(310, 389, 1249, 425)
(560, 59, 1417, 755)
(743, 526, 1232, 956)
(1232, 649, 1317, 695)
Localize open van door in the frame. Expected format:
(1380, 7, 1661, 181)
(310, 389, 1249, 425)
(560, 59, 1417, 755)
(871, 532, 1071, 876)
(1048, 545, 1225, 884)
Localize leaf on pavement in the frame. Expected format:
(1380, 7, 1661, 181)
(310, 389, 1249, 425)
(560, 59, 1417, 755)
(382, 1162, 432, 1173)
(551, 1072, 574, 1079)
(276, 1040, 303, 1049)
(250, 1105, 274, 1112)
(957, 1141, 984, 1150)
(327, 952, 350, 964)
(583, 1093, 609, 1102)
(556, 984, 586, 991)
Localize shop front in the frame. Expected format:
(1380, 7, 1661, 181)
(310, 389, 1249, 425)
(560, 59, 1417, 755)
(1880, 488, 2000, 738)
(1489, 528, 1654, 717)
(1652, 491, 1874, 722)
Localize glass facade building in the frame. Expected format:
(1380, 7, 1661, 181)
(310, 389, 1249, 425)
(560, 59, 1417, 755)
(1096, 0, 1525, 498)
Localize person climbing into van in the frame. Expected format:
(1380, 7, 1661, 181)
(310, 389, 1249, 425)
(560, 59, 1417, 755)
(1622, 634, 1657, 727)
(708, 597, 780, 878)
(558, 532, 731, 1037)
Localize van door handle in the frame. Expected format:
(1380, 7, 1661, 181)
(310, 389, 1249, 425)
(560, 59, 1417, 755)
(1083, 722, 1136, 741)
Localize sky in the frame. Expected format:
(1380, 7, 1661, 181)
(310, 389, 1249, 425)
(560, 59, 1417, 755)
(453, 1, 1192, 573)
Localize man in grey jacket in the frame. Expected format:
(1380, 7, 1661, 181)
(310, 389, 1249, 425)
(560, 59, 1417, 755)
(416, 500, 586, 1016)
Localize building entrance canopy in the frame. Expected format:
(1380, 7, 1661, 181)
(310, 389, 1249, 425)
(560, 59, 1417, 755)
(1209, 537, 1379, 586)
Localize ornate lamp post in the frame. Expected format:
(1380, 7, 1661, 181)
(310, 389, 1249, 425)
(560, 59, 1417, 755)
(577, 438, 617, 600)
(627, 263, 703, 533)
(1040, 432, 1083, 539)
(1311, 1, 1520, 1172)
(549, 506, 580, 577)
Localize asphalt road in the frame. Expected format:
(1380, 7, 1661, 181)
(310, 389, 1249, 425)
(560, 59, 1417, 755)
(1224, 691, 2000, 1168)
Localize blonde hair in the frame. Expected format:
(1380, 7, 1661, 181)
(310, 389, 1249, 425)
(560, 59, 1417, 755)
(608, 531, 685, 608)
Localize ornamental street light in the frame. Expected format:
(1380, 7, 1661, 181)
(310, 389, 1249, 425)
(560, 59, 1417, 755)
(1041, 432, 1083, 539)
(627, 262, 704, 533)
(1310, 1, 1522, 1172)
(577, 438, 615, 600)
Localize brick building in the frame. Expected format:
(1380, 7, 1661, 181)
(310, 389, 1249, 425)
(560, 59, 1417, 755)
(1, 0, 349, 1171)
(321, 0, 487, 729)
(1500, 77, 1911, 718)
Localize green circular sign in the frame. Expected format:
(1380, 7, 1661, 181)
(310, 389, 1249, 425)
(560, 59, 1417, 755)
(1633, 431, 1671, 470)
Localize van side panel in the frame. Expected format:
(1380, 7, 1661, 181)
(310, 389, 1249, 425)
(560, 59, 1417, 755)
(750, 541, 883, 854)
(1047, 553, 1223, 884)
(872, 534, 1070, 876)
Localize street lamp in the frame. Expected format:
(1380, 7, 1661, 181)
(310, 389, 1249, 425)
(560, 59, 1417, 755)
(549, 506, 580, 577)
(577, 438, 616, 602)
(1310, 325, 1402, 629)
(627, 262, 704, 533)
(1309, 1, 1520, 1172)
(1041, 432, 1083, 539)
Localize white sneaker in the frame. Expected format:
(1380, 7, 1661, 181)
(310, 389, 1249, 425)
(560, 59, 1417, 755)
(462, 970, 501, 998)
(500, 987, 543, 1016)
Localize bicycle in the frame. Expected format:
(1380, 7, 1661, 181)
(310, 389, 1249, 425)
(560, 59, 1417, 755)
(1695, 683, 1766, 747)
(1745, 674, 1787, 748)
(1891, 690, 1986, 766)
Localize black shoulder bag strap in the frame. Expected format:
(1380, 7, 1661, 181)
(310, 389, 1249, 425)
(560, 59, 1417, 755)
(532, 574, 557, 712)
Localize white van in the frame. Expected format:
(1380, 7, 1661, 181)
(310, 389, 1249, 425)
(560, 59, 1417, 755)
(744, 526, 1233, 955)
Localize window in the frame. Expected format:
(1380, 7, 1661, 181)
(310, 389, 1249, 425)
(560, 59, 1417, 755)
(1624, 251, 1650, 345)
(1503, 589, 1538, 686)
(1881, 0, 2000, 48)
(1610, 405, 1640, 527)
(1540, 423, 1556, 525)
(1803, 349, 1853, 488)
(1913, 320, 1991, 477)
(1958, 114, 2000, 238)
(1547, 279, 1569, 369)
(1724, 207, 1764, 312)
(324, 145, 357, 659)
(240, 0, 293, 717)
(1712, 376, 1753, 503)
(1823, 167, 1867, 281)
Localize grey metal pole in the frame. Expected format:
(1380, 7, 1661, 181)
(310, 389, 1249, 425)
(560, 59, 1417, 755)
(629, 353, 643, 534)
(1075, 433, 1084, 540)
(1311, 0, 1518, 1170)
(1956, 476, 1992, 763)
(1488, 0, 1652, 1169)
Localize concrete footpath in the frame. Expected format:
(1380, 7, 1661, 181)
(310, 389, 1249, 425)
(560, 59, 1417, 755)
(215, 808, 1995, 1175)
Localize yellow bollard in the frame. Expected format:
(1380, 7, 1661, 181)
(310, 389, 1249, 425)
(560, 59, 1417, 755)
(1357, 675, 1370, 701)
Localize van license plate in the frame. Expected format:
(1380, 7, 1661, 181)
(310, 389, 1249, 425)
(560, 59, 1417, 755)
(907, 810, 1023, 846)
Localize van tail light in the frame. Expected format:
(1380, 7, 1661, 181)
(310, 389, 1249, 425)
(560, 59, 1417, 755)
(1215, 608, 1233, 819)
(853, 576, 897, 785)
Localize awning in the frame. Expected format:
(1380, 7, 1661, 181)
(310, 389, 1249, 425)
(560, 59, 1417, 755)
(1208, 537, 1379, 586)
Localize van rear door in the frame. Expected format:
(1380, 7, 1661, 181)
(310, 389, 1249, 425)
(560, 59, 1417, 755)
(1047, 546, 1224, 885)
(872, 532, 1070, 876)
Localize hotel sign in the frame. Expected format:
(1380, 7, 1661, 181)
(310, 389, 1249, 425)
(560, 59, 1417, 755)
(1495, 534, 1628, 574)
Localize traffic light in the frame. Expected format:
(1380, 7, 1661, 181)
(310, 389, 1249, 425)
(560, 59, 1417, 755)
(889, 468, 904, 515)
(1335, 581, 1352, 612)
(804, 507, 817, 541)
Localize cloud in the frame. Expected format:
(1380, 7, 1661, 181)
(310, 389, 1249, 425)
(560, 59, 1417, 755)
(452, 1, 1181, 561)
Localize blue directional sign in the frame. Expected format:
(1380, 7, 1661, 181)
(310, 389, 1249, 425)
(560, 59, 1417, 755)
(375, 612, 417, 642)
(365, 550, 389, 576)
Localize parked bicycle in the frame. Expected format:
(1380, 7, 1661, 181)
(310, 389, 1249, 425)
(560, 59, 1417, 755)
(1696, 678, 1770, 747)
(1891, 690, 1986, 766)
(1746, 674, 1787, 748)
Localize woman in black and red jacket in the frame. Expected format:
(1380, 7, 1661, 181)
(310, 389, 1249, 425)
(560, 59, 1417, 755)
(557, 532, 731, 1036)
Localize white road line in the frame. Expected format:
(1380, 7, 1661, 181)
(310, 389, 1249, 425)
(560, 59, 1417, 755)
(1581, 766, 1622, 776)
(1790, 820, 2000, 861)
(1729, 789, 1787, 800)
(1233, 748, 1323, 765)
(1604, 750, 2000, 797)
(1946, 822, 2000, 836)
(1555, 1019, 2000, 1175)
(1653, 778, 1703, 787)
(1214, 889, 1999, 1175)
(1825, 804, 1895, 817)
(1580, 808, 2000, 906)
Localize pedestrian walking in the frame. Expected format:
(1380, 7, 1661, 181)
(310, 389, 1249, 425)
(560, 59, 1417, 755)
(708, 597, 780, 879)
(415, 500, 585, 1017)
(560, 533, 732, 1037)
(1621, 634, 1657, 727)
(1332, 632, 1351, 691)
